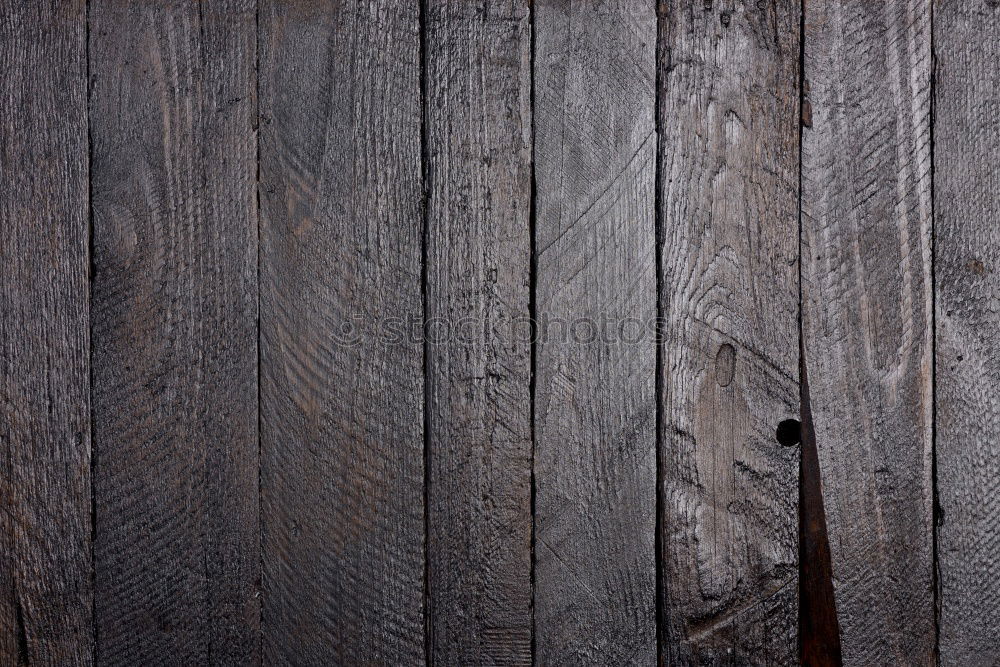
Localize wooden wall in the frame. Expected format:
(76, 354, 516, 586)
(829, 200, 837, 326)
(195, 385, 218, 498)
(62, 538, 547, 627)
(1, 1, 997, 665)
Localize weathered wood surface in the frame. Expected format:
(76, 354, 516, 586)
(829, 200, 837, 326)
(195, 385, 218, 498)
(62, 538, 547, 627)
(89, 1, 260, 663)
(259, 1, 425, 663)
(19, 3, 1000, 663)
(801, 1, 935, 664)
(0, 1, 92, 664)
(533, 1, 657, 662)
(425, 1, 533, 664)
(658, 1, 801, 663)
(936, 2, 1000, 663)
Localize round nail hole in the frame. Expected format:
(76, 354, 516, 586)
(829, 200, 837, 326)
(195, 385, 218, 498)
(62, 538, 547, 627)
(776, 419, 801, 447)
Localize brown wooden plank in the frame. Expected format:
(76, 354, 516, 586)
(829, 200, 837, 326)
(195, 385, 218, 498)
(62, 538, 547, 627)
(89, 1, 260, 662)
(533, 0, 657, 662)
(658, 1, 801, 663)
(935, 2, 1000, 662)
(0, 1, 92, 664)
(258, 1, 425, 662)
(801, 1, 934, 663)
(425, 1, 533, 663)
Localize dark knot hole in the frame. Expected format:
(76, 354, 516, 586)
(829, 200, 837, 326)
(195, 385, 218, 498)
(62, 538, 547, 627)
(776, 418, 801, 447)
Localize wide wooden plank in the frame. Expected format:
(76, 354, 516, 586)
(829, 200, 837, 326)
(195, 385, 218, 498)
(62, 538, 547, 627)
(425, 1, 532, 663)
(533, 1, 657, 662)
(259, 2, 424, 662)
(801, 1, 934, 663)
(936, 3, 1000, 662)
(659, 2, 801, 663)
(0, 1, 91, 663)
(89, 1, 259, 663)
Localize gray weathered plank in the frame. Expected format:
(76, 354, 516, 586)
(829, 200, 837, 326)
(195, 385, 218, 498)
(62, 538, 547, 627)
(259, 1, 425, 662)
(89, 1, 260, 663)
(801, 1, 934, 663)
(533, 0, 657, 662)
(425, 1, 533, 663)
(659, 1, 801, 663)
(0, 1, 92, 664)
(936, 3, 1000, 663)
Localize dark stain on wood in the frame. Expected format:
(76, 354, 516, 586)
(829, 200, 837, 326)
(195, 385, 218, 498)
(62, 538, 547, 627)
(14, 596, 28, 665)
(799, 351, 843, 666)
(801, 79, 813, 128)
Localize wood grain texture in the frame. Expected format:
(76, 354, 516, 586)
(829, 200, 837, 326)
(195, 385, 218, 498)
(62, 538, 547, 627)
(0, 1, 92, 664)
(658, 2, 801, 663)
(259, 1, 424, 663)
(801, 1, 934, 663)
(533, 1, 657, 662)
(935, 2, 1000, 663)
(425, 1, 533, 663)
(89, 1, 259, 663)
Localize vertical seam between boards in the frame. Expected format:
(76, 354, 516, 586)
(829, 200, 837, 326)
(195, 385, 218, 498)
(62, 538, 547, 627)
(653, 2, 665, 665)
(255, 0, 264, 662)
(929, 0, 940, 662)
(419, 0, 432, 663)
(85, 0, 98, 662)
(796, 0, 806, 657)
(528, 0, 538, 663)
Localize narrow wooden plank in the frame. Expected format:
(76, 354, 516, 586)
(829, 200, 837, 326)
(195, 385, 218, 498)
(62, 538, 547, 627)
(533, 1, 657, 662)
(89, 1, 259, 662)
(801, 1, 934, 663)
(659, 2, 801, 663)
(259, 2, 424, 662)
(0, 1, 91, 664)
(425, 1, 532, 663)
(936, 3, 1000, 662)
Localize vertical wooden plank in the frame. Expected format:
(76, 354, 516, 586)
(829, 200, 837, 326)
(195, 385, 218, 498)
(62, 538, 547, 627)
(659, 1, 801, 663)
(259, 1, 424, 663)
(0, 1, 91, 664)
(936, 2, 1000, 662)
(801, 1, 934, 663)
(533, 1, 657, 662)
(89, 1, 259, 663)
(425, 1, 532, 663)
